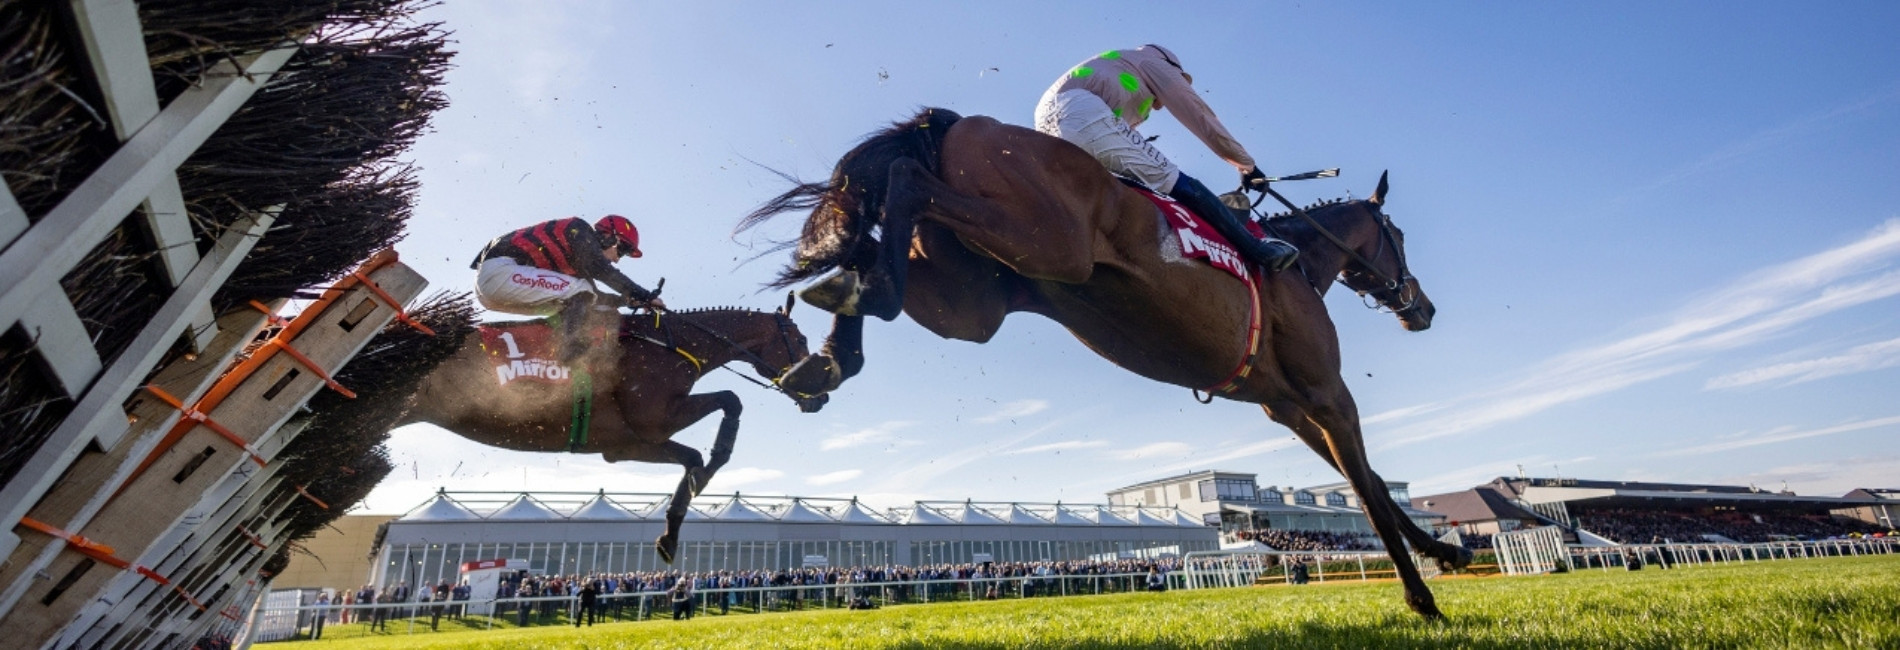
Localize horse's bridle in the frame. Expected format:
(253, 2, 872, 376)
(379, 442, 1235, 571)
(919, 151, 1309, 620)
(642, 311, 818, 402)
(1255, 187, 1422, 317)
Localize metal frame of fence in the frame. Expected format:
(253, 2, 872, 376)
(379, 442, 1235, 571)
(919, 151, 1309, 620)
(1567, 537, 1898, 572)
(1178, 548, 1425, 590)
(1495, 525, 1571, 576)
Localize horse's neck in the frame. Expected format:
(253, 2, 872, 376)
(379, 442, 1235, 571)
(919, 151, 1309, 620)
(1274, 203, 1375, 294)
(662, 312, 774, 362)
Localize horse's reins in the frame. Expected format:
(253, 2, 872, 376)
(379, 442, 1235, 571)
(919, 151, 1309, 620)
(631, 311, 817, 402)
(1254, 185, 1422, 316)
(1192, 179, 1420, 402)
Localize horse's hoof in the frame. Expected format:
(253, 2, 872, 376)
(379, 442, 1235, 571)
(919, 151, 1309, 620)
(800, 271, 862, 315)
(1440, 546, 1474, 572)
(780, 355, 842, 395)
(687, 467, 715, 497)
(1407, 594, 1444, 621)
(795, 393, 829, 413)
(655, 535, 677, 564)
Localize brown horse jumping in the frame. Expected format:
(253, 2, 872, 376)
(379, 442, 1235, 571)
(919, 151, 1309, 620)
(400, 301, 825, 563)
(741, 108, 1467, 619)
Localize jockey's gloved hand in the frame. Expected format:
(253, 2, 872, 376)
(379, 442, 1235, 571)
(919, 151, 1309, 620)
(1241, 167, 1269, 190)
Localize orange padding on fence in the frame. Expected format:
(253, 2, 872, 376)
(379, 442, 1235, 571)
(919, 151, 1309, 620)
(121, 249, 402, 492)
(247, 300, 290, 328)
(142, 386, 265, 468)
(236, 525, 266, 550)
(293, 485, 330, 510)
(18, 517, 207, 612)
(351, 269, 435, 336)
(268, 338, 356, 398)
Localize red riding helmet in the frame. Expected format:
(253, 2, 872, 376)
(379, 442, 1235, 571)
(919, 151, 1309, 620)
(595, 215, 641, 257)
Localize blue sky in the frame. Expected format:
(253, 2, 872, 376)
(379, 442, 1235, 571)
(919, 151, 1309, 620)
(356, 2, 1900, 514)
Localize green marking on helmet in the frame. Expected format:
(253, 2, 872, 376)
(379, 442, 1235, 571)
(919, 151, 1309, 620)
(1113, 107, 1123, 119)
(1138, 97, 1154, 120)
(1119, 72, 1140, 93)
(1100, 50, 1121, 60)
(1072, 66, 1094, 78)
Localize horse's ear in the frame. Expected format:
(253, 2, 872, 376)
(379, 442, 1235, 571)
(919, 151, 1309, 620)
(782, 291, 796, 316)
(1370, 171, 1390, 206)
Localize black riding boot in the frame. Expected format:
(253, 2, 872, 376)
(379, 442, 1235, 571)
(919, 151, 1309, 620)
(1168, 173, 1299, 272)
(556, 293, 595, 364)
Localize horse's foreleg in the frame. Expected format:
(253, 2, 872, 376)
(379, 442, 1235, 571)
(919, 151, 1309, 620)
(1306, 405, 1444, 620)
(603, 440, 705, 565)
(779, 314, 862, 396)
(1264, 402, 1471, 572)
(700, 392, 742, 476)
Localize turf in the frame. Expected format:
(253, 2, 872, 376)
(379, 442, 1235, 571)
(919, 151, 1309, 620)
(268, 554, 1900, 649)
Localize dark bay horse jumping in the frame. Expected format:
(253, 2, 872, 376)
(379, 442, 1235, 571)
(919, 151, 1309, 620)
(401, 300, 826, 563)
(740, 108, 1467, 619)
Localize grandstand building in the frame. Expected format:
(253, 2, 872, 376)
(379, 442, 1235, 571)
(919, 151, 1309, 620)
(1413, 477, 1896, 545)
(365, 490, 1217, 589)
(1105, 470, 1441, 537)
(1836, 488, 1899, 529)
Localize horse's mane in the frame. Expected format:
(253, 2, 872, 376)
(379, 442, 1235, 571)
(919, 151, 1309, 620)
(1257, 197, 1365, 244)
(737, 108, 963, 289)
(664, 306, 773, 317)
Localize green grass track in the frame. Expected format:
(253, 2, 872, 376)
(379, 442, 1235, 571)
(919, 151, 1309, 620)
(269, 554, 1900, 649)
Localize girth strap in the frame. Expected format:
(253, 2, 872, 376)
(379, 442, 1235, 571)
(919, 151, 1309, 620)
(568, 369, 593, 452)
(1200, 265, 1264, 396)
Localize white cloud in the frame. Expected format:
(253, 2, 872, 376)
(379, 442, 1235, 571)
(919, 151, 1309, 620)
(805, 469, 863, 486)
(1706, 336, 1900, 389)
(1624, 87, 1900, 199)
(820, 421, 914, 450)
(706, 467, 784, 490)
(1652, 415, 1900, 458)
(1006, 440, 1108, 455)
(1375, 218, 1900, 450)
(973, 399, 1050, 424)
(1108, 442, 1194, 461)
(1714, 455, 1900, 497)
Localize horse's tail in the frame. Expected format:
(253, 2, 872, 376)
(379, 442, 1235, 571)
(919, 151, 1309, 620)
(739, 107, 962, 289)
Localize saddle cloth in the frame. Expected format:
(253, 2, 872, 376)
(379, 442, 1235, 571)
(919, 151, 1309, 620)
(1129, 186, 1264, 283)
(477, 322, 573, 387)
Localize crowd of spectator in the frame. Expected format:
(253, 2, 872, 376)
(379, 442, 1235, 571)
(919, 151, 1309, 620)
(1457, 532, 1494, 550)
(1225, 528, 1380, 552)
(1577, 509, 1891, 544)
(306, 556, 1187, 633)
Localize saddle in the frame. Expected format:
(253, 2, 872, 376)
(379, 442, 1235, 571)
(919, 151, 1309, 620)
(476, 321, 574, 387)
(1124, 183, 1263, 282)
(476, 320, 599, 451)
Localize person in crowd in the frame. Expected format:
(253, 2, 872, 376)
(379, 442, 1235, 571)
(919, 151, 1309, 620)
(575, 579, 599, 627)
(1145, 566, 1167, 592)
(451, 579, 471, 620)
(670, 576, 694, 620)
(308, 591, 329, 640)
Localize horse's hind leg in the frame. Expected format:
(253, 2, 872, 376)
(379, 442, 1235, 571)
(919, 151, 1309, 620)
(902, 222, 1012, 342)
(857, 156, 1094, 320)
